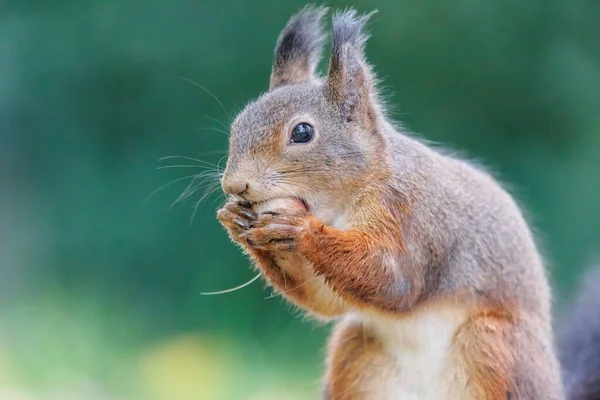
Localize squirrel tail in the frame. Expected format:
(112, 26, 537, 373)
(557, 264, 600, 400)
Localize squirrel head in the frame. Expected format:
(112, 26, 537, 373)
(222, 6, 390, 212)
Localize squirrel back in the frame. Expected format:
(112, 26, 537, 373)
(558, 265, 600, 400)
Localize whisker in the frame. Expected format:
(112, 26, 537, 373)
(265, 275, 320, 299)
(203, 114, 228, 130)
(179, 76, 227, 115)
(270, 177, 307, 190)
(173, 172, 220, 206)
(173, 182, 206, 206)
(210, 191, 227, 207)
(200, 273, 262, 296)
(181, 179, 219, 204)
(196, 126, 229, 136)
(270, 182, 300, 198)
(200, 149, 228, 155)
(157, 165, 213, 170)
(159, 155, 220, 169)
(216, 155, 228, 175)
(142, 174, 199, 204)
(190, 182, 223, 223)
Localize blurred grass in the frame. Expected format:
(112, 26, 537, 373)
(0, 295, 322, 400)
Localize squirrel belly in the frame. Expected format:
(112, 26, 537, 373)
(325, 305, 473, 400)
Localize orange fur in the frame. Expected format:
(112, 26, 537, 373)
(296, 190, 420, 315)
(324, 319, 390, 400)
(452, 308, 517, 399)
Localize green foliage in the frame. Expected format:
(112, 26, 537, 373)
(2, 0, 600, 397)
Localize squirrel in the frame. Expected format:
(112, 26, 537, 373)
(215, 6, 596, 399)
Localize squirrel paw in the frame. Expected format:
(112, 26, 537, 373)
(239, 207, 309, 252)
(216, 201, 257, 242)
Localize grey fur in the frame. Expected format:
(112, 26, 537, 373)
(330, 9, 375, 60)
(558, 265, 600, 400)
(270, 5, 328, 89)
(326, 10, 379, 123)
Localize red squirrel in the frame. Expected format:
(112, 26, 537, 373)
(214, 6, 596, 399)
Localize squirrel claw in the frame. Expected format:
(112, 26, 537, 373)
(239, 209, 257, 220)
(217, 201, 257, 242)
(268, 238, 296, 252)
(262, 210, 280, 216)
(240, 233, 297, 252)
(233, 217, 251, 229)
(239, 222, 303, 252)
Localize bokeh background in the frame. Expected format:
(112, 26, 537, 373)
(2, 0, 600, 399)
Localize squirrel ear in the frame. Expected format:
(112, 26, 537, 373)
(269, 5, 328, 90)
(325, 10, 377, 124)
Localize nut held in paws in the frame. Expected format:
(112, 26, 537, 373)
(252, 197, 307, 214)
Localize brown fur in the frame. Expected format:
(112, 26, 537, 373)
(324, 319, 391, 400)
(453, 309, 517, 399)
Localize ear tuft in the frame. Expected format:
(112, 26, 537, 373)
(326, 9, 378, 124)
(330, 9, 376, 62)
(270, 5, 329, 89)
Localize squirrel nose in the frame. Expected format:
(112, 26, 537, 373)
(222, 180, 249, 197)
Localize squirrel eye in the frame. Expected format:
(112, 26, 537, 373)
(290, 123, 314, 144)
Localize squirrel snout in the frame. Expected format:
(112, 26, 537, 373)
(222, 179, 249, 198)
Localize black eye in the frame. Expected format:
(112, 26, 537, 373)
(290, 123, 314, 144)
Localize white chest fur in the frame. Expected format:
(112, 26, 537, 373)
(352, 305, 470, 400)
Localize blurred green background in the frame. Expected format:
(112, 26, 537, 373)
(2, 0, 600, 399)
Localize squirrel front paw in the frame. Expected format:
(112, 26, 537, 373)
(239, 202, 310, 252)
(216, 201, 257, 243)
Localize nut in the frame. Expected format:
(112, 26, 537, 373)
(252, 197, 306, 214)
